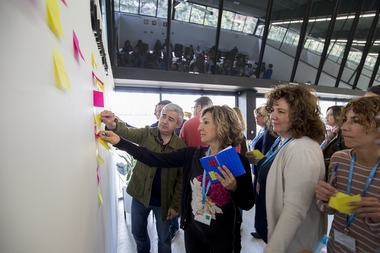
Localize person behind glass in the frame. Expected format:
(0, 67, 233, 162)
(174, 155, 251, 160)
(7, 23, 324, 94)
(153, 39, 163, 58)
(365, 85, 380, 97)
(120, 40, 133, 66)
(245, 106, 276, 239)
(315, 96, 380, 253)
(130, 46, 141, 68)
(179, 96, 213, 147)
(251, 84, 326, 252)
(233, 107, 248, 155)
(100, 104, 187, 253)
(321, 105, 347, 180)
(99, 105, 255, 253)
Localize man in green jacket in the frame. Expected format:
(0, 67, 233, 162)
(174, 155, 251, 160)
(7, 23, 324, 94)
(101, 103, 186, 253)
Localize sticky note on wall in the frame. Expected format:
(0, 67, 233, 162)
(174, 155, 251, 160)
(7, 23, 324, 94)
(93, 90, 104, 107)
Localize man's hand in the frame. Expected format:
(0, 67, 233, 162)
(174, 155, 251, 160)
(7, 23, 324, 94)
(98, 130, 121, 145)
(100, 110, 117, 130)
(166, 208, 178, 220)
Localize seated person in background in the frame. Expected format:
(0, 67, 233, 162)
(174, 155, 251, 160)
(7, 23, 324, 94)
(262, 64, 273, 79)
(320, 105, 347, 179)
(99, 105, 255, 253)
(122, 40, 133, 53)
(135, 39, 144, 56)
(130, 46, 141, 68)
(365, 85, 380, 96)
(194, 46, 203, 59)
(315, 96, 380, 253)
(143, 50, 157, 69)
(153, 39, 163, 58)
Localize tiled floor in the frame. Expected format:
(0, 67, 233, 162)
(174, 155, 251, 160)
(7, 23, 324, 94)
(116, 199, 267, 253)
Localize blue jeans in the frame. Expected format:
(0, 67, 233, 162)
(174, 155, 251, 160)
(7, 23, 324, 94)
(131, 198, 172, 253)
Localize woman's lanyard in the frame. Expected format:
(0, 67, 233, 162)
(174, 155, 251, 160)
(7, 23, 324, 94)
(258, 136, 292, 175)
(202, 148, 212, 205)
(344, 153, 379, 233)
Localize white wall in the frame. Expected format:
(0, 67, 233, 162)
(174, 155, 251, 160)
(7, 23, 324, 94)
(118, 13, 260, 60)
(0, 1, 117, 253)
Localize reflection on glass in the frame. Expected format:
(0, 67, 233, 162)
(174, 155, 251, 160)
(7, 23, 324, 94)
(232, 14, 246, 32)
(119, 0, 138, 14)
(139, 0, 157, 16)
(174, 2, 191, 22)
(156, 0, 168, 18)
(243, 16, 258, 34)
(189, 4, 206, 25)
(221, 10, 235, 30)
(204, 7, 218, 27)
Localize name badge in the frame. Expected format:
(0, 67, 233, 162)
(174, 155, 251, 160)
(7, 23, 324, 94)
(194, 212, 211, 226)
(334, 229, 356, 252)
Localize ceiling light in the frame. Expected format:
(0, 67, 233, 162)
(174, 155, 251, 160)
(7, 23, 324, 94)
(234, 1, 240, 4)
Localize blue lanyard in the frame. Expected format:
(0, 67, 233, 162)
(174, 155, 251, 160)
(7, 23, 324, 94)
(258, 136, 292, 175)
(345, 153, 379, 228)
(202, 148, 212, 205)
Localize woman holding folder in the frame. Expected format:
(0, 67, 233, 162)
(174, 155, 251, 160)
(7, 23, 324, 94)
(315, 96, 380, 253)
(100, 105, 254, 253)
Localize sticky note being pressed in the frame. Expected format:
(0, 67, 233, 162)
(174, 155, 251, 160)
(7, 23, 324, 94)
(252, 149, 265, 159)
(328, 192, 361, 215)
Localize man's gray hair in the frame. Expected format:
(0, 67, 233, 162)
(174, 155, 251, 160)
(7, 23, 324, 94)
(162, 103, 184, 124)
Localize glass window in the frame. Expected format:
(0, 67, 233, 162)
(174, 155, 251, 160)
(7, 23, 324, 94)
(232, 14, 246, 32)
(189, 4, 206, 25)
(255, 24, 264, 37)
(140, 0, 157, 17)
(242, 16, 257, 34)
(174, 2, 191, 22)
(221, 10, 235, 30)
(119, 0, 138, 14)
(157, 0, 168, 18)
(204, 7, 218, 27)
(114, 0, 120, 11)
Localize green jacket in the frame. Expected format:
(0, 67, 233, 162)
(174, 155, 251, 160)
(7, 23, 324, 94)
(113, 121, 186, 221)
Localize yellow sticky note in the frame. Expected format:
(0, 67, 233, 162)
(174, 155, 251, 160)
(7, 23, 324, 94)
(94, 114, 102, 129)
(98, 138, 110, 150)
(46, 0, 64, 38)
(92, 53, 98, 69)
(96, 154, 104, 164)
(96, 79, 105, 91)
(252, 149, 265, 159)
(98, 187, 103, 205)
(53, 48, 72, 90)
(328, 192, 361, 215)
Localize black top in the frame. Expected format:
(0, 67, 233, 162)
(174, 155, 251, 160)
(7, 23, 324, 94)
(114, 138, 255, 238)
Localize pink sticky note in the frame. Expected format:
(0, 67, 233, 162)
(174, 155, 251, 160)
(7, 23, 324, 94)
(93, 90, 104, 107)
(97, 166, 101, 183)
(92, 71, 104, 85)
(61, 0, 67, 6)
(73, 31, 85, 61)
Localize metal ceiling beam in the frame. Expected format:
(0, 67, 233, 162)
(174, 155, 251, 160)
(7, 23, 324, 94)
(314, 0, 341, 86)
(256, 0, 274, 78)
(334, 0, 365, 88)
(352, 1, 380, 89)
(165, 0, 173, 71)
(290, 0, 312, 82)
(369, 45, 380, 88)
(212, 0, 224, 75)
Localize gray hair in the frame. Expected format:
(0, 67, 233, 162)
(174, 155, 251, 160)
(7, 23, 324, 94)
(161, 103, 184, 124)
